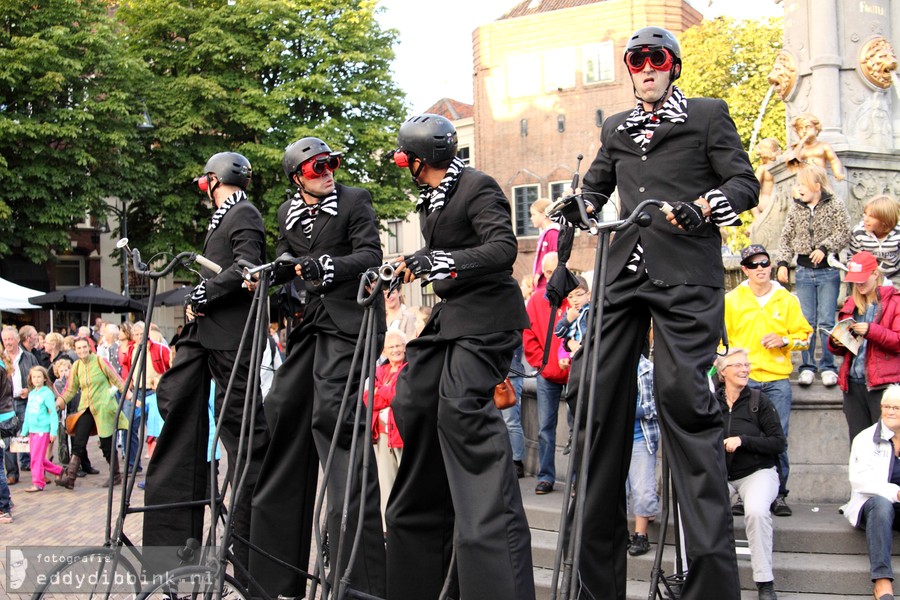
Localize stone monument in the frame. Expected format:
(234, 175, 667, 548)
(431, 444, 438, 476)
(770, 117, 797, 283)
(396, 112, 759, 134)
(750, 0, 900, 249)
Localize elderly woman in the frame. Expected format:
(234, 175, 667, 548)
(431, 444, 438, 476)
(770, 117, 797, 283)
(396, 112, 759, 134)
(714, 348, 785, 600)
(56, 338, 128, 489)
(365, 329, 407, 531)
(843, 384, 900, 600)
(43, 332, 76, 383)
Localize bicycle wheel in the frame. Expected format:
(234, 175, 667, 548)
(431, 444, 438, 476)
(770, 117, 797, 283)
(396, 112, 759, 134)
(29, 546, 140, 599)
(137, 565, 250, 599)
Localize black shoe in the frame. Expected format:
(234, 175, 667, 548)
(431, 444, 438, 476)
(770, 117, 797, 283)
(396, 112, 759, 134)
(562, 431, 573, 456)
(732, 500, 744, 516)
(513, 460, 524, 479)
(535, 481, 554, 495)
(76, 469, 86, 478)
(756, 580, 778, 600)
(770, 495, 792, 517)
(84, 466, 100, 475)
(628, 533, 651, 556)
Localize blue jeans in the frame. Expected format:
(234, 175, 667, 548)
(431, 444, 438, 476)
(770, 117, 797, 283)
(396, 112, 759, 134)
(626, 439, 659, 518)
(795, 266, 840, 374)
(748, 378, 792, 496)
(859, 496, 900, 580)
(501, 374, 525, 462)
(0, 444, 10, 513)
(535, 375, 563, 483)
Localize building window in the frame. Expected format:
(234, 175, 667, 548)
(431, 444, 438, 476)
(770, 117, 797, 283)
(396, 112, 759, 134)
(543, 46, 577, 92)
(520, 119, 528, 137)
(55, 257, 84, 289)
(420, 282, 437, 308)
(513, 185, 540, 236)
(457, 146, 470, 165)
(506, 53, 542, 98)
(595, 108, 604, 127)
(549, 181, 570, 203)
(386, 220, 402, 255)
(583, 41, 615, 85)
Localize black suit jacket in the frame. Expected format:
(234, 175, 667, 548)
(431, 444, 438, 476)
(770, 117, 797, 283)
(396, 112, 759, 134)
(275, 183, 383, 335)
(420, 168, 529, 339)
(197, 200, 266, 351)
(583, 97, 759, 288)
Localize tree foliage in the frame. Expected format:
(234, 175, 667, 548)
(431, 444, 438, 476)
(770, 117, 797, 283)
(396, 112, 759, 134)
(0, 0, 411, 267)
(0, 0, 151, 262)
(116, 0, 412, 265)
(677, 17, 786, 251)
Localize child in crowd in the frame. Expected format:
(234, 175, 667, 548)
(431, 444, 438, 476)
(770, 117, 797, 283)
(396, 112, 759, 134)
(21, 366, 63, 492)
(849, 195, 900, 288)
(776, 164, 851, 387)
(556, 276, 591, 370)
(627, 347, 659, 557)
(51, 359, 73, 466)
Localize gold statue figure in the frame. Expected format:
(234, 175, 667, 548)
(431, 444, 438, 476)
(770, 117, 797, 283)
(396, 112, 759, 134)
(783, 113, 845, 181)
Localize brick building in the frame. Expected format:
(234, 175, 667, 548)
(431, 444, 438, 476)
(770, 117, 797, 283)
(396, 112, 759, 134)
(472, 0, 702, 278)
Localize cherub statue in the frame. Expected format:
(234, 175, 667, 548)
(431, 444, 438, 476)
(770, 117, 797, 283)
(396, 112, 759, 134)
(783, 113, 845, 181)
(753, 138, 781, 216)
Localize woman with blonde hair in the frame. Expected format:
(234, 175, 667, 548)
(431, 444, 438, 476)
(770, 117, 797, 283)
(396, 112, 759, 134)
(775, 164, 851, 387)
(828, 251, 900, 441)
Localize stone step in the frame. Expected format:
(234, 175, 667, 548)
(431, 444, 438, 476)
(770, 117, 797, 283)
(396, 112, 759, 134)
(532, 569, 873, 600)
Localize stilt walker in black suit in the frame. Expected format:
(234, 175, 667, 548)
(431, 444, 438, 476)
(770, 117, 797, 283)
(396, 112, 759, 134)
(249, 137, 386, 598)
(555, 27, 760, 600)
(142, 152, 270, 576)
(385, 114, 535, 600)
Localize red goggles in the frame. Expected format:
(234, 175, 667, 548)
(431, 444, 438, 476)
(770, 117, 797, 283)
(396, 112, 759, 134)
(197, 174, 211, 192)
(392, 150, 409, 168)
(625, 47, 674, 74)
(300, 153, 341, 179)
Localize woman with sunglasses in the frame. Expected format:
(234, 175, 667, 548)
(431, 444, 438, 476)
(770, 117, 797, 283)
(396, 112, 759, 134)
(827, 251, 900, 442)
(250, 137, 386, 599)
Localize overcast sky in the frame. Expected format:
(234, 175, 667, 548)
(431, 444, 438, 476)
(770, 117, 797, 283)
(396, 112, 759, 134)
(376, 0, 785, 114)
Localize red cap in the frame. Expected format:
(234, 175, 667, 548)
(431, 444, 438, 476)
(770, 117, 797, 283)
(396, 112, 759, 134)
(845, 251, 879, 283)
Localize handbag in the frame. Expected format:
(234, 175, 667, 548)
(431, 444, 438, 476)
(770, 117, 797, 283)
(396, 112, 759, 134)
(493, 377, 517, 410)
(0, 414, 20, 437)
(10, 435, 29, 453)
(65, 409, 98, 437)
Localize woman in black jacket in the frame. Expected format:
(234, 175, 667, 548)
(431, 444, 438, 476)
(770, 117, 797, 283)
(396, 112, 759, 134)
(715, 348, 786, 600)
(0, 348, 17, 522)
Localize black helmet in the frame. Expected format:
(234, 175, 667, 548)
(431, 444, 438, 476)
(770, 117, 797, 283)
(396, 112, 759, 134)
(282, 137, 333, 179)
(397, 114, 458, 164)
(625, 26, 682, 81)
(203, 152, 252, 190)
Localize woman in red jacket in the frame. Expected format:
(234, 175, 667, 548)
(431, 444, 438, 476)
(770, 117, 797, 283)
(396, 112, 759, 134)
(366, 329, 407, 533)
(828, 251, 900, 442)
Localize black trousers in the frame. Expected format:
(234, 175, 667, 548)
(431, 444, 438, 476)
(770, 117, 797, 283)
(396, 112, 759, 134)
(565, 269, 740, 600)
(70, 410, 113, 463)
(250, 304, 386, 598)
(843, 379, 885, 442)
(385, 310, 535, 600)
(142, 322, 269, 576)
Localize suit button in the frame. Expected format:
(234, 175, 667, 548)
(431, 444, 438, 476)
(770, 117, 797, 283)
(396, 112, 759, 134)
(320, 294, 325, 299)
(639, 187, 646, 193)
(641, 155, 647, 161)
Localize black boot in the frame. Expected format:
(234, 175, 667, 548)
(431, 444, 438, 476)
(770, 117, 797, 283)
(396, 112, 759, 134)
(101, 453, 121, 487)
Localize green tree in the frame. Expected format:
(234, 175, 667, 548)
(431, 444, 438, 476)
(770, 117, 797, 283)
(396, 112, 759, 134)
(678, 17, 785, 251)
(117, 0, 412, 265)
(0, 0, 152, 262)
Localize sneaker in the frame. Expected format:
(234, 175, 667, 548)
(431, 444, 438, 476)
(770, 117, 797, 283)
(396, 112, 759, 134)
(514, 460, 524, 479)
(732, 500, 745, 516)
(535, 481, 554, 495)
(756, 580, 778, 600)
(0, 512, 12, 524)
(562, 431, 573, 456)
(770, 495, 792, 517)
(628, 533, 651, 556)
(798, 370, 814, 386)
(821, 371, 838, 387)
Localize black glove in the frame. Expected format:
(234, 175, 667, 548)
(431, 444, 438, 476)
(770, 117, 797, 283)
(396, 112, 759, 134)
(671, 201, 705, 231)
(558, 196, 596, 230)
(297, 256, 323, 281)
(405, 250, 434, 278)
